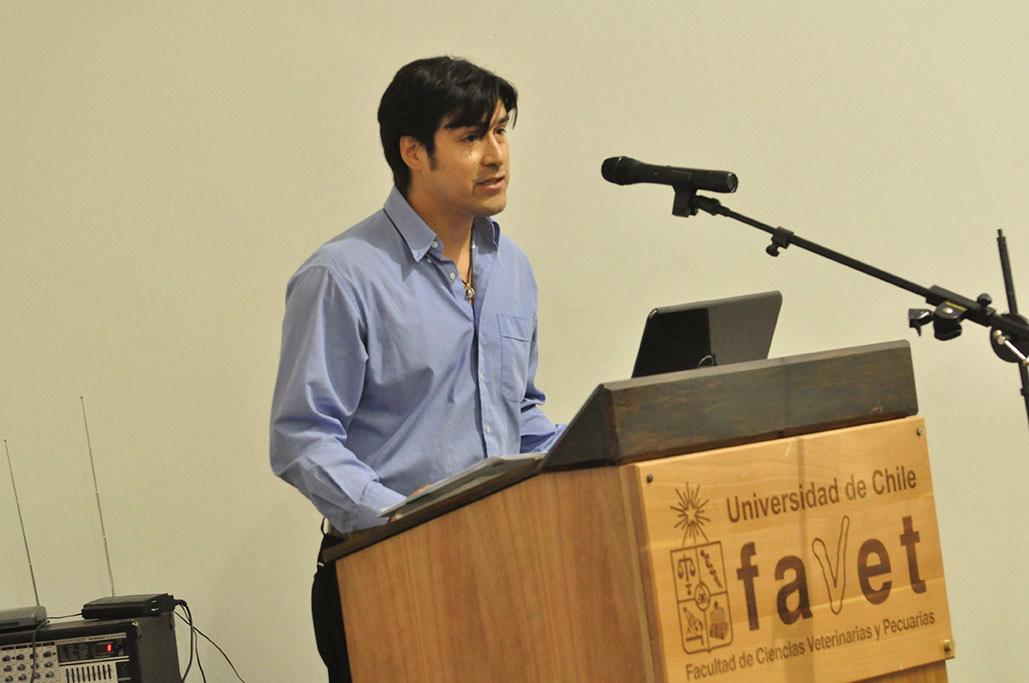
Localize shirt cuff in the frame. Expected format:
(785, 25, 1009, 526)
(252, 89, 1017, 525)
(354, 480, 406, 529)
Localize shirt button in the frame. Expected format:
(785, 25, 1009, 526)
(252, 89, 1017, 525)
(479, 371, 485, 380)
(485, 425, 492, 434)
(432, 240, 439, 248)
(449, 272, 456, 280)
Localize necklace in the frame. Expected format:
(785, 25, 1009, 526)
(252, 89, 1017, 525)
(460, 247, 475, 301)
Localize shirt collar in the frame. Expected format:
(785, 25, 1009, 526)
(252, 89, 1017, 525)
(383, 186, 500, 261)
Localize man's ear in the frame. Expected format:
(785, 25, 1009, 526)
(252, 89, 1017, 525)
(399, 135, 429, 173)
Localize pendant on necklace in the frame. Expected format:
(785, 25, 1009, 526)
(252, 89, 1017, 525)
(464, 283, 475, 301)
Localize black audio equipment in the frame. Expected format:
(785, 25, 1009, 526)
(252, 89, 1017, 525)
(82, 594, 176, 621)
(0, 613, 180, 683)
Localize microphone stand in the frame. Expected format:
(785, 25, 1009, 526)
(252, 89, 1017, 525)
(668, 186, 1029, 429)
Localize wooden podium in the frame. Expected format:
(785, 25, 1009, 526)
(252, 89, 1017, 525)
(324, 341, 954, 682)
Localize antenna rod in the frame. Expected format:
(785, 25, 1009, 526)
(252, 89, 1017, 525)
(4, 439, 40, 606)
(81, 397, 117, 596)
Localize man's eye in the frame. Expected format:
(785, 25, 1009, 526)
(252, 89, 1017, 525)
(463, 133, 480, 142)
(495, 127, 507, 136)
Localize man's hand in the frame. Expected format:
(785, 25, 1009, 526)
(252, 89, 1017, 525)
(388, 483, 431, 522)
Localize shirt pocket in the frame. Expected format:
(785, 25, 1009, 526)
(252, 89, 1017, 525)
(498, 314, 534, 403)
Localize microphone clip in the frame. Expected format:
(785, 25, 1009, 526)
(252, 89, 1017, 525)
(672, 186, 727, 219)
(671, 184, 702, 217)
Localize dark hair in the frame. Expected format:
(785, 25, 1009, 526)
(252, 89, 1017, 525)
(378, 57, 518, 193)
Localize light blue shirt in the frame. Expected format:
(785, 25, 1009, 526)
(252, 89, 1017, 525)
(270, 187, 563, 534)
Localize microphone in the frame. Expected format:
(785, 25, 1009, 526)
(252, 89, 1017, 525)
(602, 156, 738, 193)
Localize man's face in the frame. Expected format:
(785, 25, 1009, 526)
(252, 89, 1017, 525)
(415, 103, 511, 225)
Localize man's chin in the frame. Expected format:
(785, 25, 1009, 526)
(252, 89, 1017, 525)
(479, 195, 508, 216)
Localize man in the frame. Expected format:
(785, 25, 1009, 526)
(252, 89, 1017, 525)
(270, 56, 563, 682)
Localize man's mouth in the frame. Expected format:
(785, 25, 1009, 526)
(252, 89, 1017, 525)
(476, 175, 506, 191)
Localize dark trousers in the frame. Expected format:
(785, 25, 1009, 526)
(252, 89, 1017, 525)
(312, 534, 352, 683)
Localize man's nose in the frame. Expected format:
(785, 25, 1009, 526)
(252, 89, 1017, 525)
(481, 134, 504, 165)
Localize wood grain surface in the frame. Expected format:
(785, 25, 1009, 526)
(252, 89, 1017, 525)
(333, 417, 953, 682)
(624, 416, 952, 682)
(337, 466, 654, 682)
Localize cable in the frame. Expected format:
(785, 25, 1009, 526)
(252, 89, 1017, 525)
(183, 602, 206, 683)
(174, 601, 247, 683)
(178, 603, 198, 682)
(189, 620, 248, 683)
(194, 610, 208, 683)
(27, 612, 81, 682)
(28, 619, 46, 681)
(175, 604, 195, 681)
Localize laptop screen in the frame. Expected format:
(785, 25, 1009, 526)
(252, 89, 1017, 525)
(631, 291, 782, 378)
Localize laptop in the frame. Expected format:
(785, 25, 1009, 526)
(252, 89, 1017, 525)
(631, 291, 782, 377)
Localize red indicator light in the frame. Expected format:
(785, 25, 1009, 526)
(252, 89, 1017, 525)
(105, 643, 113, 653)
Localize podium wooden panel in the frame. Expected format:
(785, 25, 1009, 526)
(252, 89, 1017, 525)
(329, 343, 953, 682)
(337, 464, 651, 681)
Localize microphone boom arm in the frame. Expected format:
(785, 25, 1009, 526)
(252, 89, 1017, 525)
(673, 188, 1029, 428)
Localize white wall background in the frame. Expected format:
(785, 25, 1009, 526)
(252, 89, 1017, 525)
(2, 2, 1026, 680)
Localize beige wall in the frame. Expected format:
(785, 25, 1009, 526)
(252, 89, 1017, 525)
(2, 2, 1026, 680)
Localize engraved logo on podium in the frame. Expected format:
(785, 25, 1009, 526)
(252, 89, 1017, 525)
(670, 483, 733, 654)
